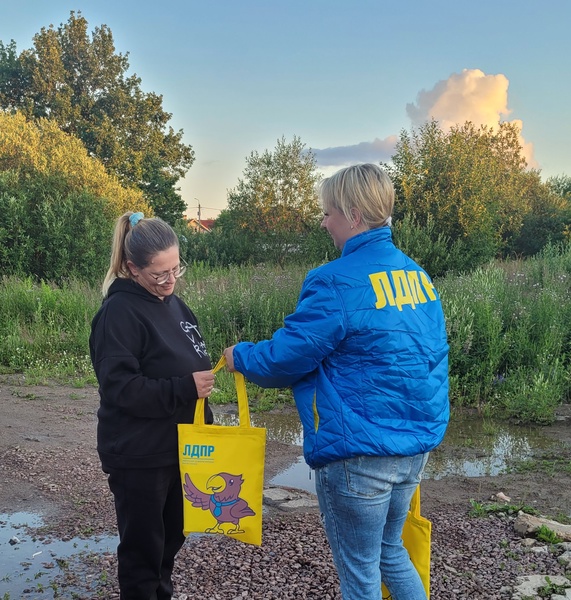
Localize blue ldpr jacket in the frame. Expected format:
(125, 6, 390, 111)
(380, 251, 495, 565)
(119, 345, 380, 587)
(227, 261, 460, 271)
(233, 227, 450, 469)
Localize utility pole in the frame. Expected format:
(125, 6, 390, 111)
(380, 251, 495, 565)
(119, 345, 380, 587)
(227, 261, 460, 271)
(195, 199, 201, 233)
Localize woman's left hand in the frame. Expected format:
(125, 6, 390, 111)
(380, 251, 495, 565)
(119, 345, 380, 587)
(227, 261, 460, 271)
(193, 370, 215, 398)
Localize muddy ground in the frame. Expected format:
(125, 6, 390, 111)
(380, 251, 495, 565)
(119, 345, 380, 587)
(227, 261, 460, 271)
(1, 375, 571, 598)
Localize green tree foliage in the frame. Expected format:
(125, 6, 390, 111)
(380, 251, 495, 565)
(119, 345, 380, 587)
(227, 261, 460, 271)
(547, 174, 571, 201)
(510, 172, 571, 256)
(0, 111, 150, 215)
(386, 120, 568, 271)
(218, 136, 324, 266)
(0, 112, 151, 284)
(0, 11, 193, 222)
(392, 213, 457, 278)
(0, 171, 113, 284)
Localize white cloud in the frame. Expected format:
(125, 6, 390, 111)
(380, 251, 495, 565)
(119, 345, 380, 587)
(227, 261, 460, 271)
(313, 68, 537, 170)
(406, 68, 536, 167)
(406, 69, 511, 129)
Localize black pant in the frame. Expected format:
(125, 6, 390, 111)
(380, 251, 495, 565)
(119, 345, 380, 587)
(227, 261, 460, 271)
(107, 465, 186, 600)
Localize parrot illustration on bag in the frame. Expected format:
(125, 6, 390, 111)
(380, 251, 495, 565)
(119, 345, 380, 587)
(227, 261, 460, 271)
(183, 471, 256, 534)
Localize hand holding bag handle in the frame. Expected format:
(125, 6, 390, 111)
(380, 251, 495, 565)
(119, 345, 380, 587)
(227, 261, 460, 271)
(194, 354, 251, 427)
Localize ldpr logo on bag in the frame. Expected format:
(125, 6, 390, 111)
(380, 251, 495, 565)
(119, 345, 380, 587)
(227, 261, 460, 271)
(182, 471, 256, 535)
(181, 443, 215, 463)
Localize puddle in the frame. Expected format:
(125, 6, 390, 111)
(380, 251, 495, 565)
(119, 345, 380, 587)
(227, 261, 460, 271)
(424, 417, 544, 479)
(212, 408, 304, 445)
(213, 407, 566, 492)
(0, 512, 117, 599)
(271, 455, 315, 493)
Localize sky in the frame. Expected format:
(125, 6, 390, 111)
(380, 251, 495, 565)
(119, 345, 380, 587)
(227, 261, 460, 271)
(1, 0, 570, 220)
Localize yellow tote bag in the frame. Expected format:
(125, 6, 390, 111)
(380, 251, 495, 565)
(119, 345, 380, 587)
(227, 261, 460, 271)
(382, 485, 432, 599)
(178, 355, 266, 546)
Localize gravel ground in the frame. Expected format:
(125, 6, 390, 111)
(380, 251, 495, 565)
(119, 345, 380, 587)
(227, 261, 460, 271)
(1, 379, 571, 599)
(35, 507, 571, 600)
(2, 442, 569, 600)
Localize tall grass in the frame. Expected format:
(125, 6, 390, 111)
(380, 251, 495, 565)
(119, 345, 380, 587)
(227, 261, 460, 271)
(179, 262, 307, 358)
(0, 277, 100, 383)
(1, 246, 570, 422)
(440, 244, 571, 423)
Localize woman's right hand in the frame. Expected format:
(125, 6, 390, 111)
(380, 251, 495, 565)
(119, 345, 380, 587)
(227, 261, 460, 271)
(223, 345, 237, 372)
(193, 370, 215, 398)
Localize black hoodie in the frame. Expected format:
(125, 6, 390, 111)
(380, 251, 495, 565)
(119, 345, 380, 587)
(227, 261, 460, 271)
(89, 278, 213, 470)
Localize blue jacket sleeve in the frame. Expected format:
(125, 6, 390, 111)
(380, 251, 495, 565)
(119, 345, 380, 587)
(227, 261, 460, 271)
(233, 271, 347, 388)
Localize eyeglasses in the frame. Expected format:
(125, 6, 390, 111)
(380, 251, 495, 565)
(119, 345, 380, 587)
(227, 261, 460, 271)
(148, 262, 187, 285)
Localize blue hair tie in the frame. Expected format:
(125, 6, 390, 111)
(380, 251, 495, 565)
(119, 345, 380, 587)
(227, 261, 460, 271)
(129, 212, 144, 227)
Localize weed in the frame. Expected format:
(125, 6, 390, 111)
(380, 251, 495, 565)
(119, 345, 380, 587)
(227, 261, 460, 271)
(469, 499, 538, 517)
(535, 525, 563, 545)
(537, 575, 571, 597)
(553, 512, 571, 525)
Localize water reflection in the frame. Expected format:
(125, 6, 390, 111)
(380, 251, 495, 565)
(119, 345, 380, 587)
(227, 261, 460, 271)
(0, 512, 117, 599)
(426, 416, 555, 479)
(213, 407, 566, 489)
(213, 409, 303, 445)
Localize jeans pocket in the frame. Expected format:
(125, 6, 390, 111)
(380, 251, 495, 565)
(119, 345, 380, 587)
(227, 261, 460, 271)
(344, 456, 395, 498)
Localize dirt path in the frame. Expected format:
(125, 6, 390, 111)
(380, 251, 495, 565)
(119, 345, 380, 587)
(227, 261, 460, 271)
(1, 375, 571, 599)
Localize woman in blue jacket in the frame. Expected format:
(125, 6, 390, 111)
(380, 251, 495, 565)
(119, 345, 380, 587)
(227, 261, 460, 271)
(224, 163, 449, 600)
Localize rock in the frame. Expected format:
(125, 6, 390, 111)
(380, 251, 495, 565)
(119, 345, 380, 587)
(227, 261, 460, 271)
(512, 575, 571, 599)
(493, 491, 511, 502)
(558, 541, 571, 568)
(514, 512, 571, 541)
(263, 485, 319, 513)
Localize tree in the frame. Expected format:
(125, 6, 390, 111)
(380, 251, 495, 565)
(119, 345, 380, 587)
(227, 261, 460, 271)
(0, 111, 151, 216)
(386, 120, 563, 270)
(547, 175, 571, 202)
(0, 11, 193, 222)
(220, 136, 323, 266)
(510, 172, 571, 256)
(0, 111, 152, 283)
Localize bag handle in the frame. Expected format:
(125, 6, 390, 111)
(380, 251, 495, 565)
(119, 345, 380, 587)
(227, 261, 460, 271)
(409, 484, 421, 518)
(193, 354, 252, 427)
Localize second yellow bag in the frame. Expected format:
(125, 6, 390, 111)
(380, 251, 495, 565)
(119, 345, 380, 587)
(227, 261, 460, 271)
(178, 355, 266, 546)
(382, 485, 432, 599)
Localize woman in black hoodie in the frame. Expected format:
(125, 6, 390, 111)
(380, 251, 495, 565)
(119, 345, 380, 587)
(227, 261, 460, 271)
(90, 211, 214, 600)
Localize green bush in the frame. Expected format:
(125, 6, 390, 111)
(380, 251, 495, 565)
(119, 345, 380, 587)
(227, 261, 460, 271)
(0, 172, 113, 284)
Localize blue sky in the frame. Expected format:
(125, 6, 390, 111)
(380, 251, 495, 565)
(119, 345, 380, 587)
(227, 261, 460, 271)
(1, 0, 570, 219)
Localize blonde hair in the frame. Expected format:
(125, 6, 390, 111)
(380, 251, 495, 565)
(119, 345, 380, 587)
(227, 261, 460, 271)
(101, 212, 179, 297)
(319, 163, 394, 229)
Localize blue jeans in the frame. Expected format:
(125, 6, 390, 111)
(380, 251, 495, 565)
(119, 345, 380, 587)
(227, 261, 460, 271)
(315, 453, 429, 600)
